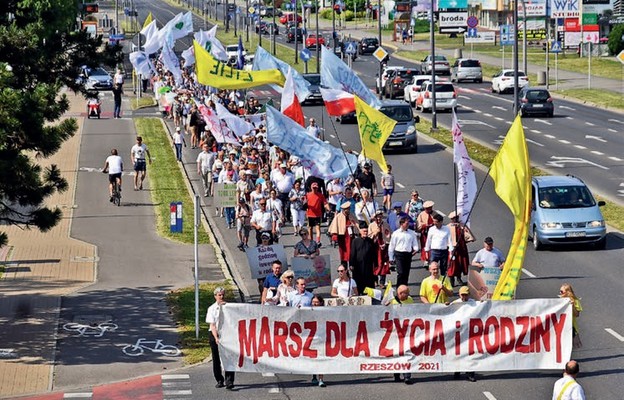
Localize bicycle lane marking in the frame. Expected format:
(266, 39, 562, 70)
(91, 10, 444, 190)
(92, 375, 162, 400)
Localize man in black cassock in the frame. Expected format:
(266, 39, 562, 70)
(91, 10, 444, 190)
(349, 221, 378, 294)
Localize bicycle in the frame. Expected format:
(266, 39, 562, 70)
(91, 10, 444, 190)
(121, 338, 181, 357)
(63, 322, 118, 337)
(111, 179, 121, 206)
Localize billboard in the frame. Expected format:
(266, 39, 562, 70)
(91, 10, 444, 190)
(550, 0, 580, 18)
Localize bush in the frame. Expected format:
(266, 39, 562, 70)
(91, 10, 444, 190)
(607, 24, 624, 56)
(320, 8, 333, 19)
(344, 10, 354, 21)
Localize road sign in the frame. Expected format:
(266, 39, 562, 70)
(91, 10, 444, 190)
(300, 48, 311, 62)
(465, 31, 495, 43)
(248, 6, 255, 13)
(373, 46, 388, 62)
(617, 50, 624, 65)
(467, 27, 477, 38)
(550, 41, 562, 53)
(439, 26, 466, 34)
(467, 15, 478, 28)
(345, 42, 356, 55)
(500, 24, 515, 45)
(438, 12, 468, 28)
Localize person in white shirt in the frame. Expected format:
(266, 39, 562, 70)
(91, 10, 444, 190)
(250, 199, 275, 245)
(271, 163, 294, 220)
(326, 178, 344, 216)
(306, 118, 321, 139)
(388, 216, 420, 286)
(130, 136, 152, 190)
(331, 265, 358, 298)
(288, 277, 313, 307)
(425, 213, 453, 277)
(196, 143, 216, 197)
(206, 287, 235, 390)
(103, 148, 123, 201)
(173, 127, 187, 162)
(355, 188, 378, 223)
(552, 360, 585, 400)
(266, 189, 284, 241)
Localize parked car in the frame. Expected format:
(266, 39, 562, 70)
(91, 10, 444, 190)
(286, 27, 304, 43)
(261, 6, 282, 17)
(421, 55, 450, 75)
(358, 37, 379, 55)
(255, 21, 279, 35)
(383, 68, 421, 99)
(375, 65, 405, 94)
(302, 73, 324, 105)
(225, 44, 247, 65)
(279, 12, 302, 25)
(379, 101, 420, 153)
(530, 175, 606, 250)
(491, 69, 529, 94)
(78, 66, 113, 90)
(305, 33, 325, 49)
(403, 75, 434, 106)
(518, 87, 554, 117)
(416, 81, 457, 112)
(450, 58, 483, 83)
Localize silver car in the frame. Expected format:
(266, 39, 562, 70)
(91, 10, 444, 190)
(79, 66, 113, 90)
(451, 58, 483, 83)
(421, 55, 450, 75)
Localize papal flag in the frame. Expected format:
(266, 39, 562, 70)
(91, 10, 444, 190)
(354, 95, 396, 173)
(490, 115, 531, 301)
(142, 12, 153, 30)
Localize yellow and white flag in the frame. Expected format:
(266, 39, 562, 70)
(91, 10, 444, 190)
(142, 12, 153, 30)
(354, 96, 396, 173)
(193, 40, 284, 90)
(490, 115, 531, 301)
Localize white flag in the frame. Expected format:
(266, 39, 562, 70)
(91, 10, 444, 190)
(215, 102, 255, 137)
(181, 46, 195, 66)
(170, 11, 194, 41)
(160, 42, 182, 84)
(129, 51, 154, 77)
(194, 26, 228, 62)
(452, 110, 477, 225)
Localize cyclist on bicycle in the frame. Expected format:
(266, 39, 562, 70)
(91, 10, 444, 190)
(103, 148, 123, 202)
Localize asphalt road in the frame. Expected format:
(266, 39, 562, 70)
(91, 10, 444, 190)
(106, 2, 624, 399)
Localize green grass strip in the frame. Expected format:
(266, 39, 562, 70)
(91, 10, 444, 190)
(166, 281, 235, 364)
(552, 88, 624, 111)
(130, 96, 157, 110)
(134, 117, 210, 244)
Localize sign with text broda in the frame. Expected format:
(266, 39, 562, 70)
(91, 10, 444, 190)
(438, 12, 468, 28)
(218, 299, 572, 374)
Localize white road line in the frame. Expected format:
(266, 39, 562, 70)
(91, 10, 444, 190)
(544, 134, 556, 139)
(608, 128, 617, 133)
(530, 129, 541, 134)
(559, 140, 570, 144)
(565, 116, 573, 120)
(492, 105, 506, 111)
(559, 105, 576, 111)
(474, 109, 483, 113)
(591, 150, 604, 155)
(505, 121, 512, 124)
(609, 157, 622, 161)
(463, 105, 473, 110)
(483, 113, 493, 117)
(483, 392, 498, 400)
(330, 134, 336, 138)
(522, 268, 536, 278)
(162, 374, 190, 380)
(608, 118, 623, 124)
(396, 182, 405, 189)
(63, 394, 92, 399)
(605, 328, 624, 342)
(585, 121, 595, 126)
(262, 372, 276, 377)
(495, 117, 503, 121)
(574, 145, 586, 149)
(341, 141, 347, 146)
(163, 390, 192, 395)
(585, 135, 607, 143)
(534, 119, 552, 126)
(459, 95, 471, 100)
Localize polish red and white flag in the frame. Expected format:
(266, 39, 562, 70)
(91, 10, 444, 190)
(280, 68, 305, 126)
(320, 88, 355, 117)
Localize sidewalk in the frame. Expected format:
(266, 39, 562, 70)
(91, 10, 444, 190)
(0, 92, 97, 398)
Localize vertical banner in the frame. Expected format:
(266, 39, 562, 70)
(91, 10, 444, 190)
(290, 255, 332, 289)
(245, 244, 288, 279)
(219, 299, 572, 374)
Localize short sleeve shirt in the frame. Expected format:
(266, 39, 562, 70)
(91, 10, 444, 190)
(131, 143, 148, 161)
(205, 302, 221, 329)
(332, 278, 357, 298)
(420, 275, 453, 304)
(106, 155, 123, 174)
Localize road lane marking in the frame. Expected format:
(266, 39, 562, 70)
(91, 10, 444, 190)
(609, 157, 622, 161)
(268, 386, 281, 393)
(63, 395, 92, 399)
(546, 156, 609, 170)
(396, 182, 405, 189)
(574, 145, 586, 149)
(558, 140, 570, 144)
(163, 390, 192, 395)
(565, 116, 573, 120)
(534, 119, 552, 126)
(505, 121, 512, 124)
(608, 118, 623, 124)
(605, 328, 624, 342)
(162, 374, 190, 379)
(459, 95, 471, 100)
(559, 105, 576, 111)
(496, 135, 543, 147)
(544, 134, 556, 139)
(474, 109, 483, 113)
(341, 141, 347, 146)
(530, 129, 541, 134)
(495, 117, 503, 121)
(458, 119, 496, 128)
(585, 121, 595, 126)
(608, 128, 617, 132)
(330, 134, 336, 138)
(483, 392, 498, 400)
(522, 268, 536, 278)
(585, 135, 607, 142)
(492, 106, 506, 111)
(482, 112, 493, 117)
(591, 151, 604, 155)
(463, 105, 473, 110)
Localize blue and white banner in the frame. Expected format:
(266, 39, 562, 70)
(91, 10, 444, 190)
(266, 106, 357, 180)
(320, 46, 380, 109)
(215, 102, 255, 137)
(160, 42, 182, 84)
(550, 0, 579, 18)
(253, 47, 310, 101)
(129, 51, 154, 77)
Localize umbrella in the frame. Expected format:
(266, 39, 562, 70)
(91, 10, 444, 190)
(157, 85, 172, 94)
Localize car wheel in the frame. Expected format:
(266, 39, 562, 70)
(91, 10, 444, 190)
(595, 236, 607, 250)
(410, 99, 415, 107)
(548, 110, 554, 118)
(532, 227, 543, 251)
(491, 85, 496, 93)
(476, 78, 483, 83)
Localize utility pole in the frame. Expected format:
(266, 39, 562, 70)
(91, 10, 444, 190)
(430, 1, 437, 129)
(513, 0, 519, 116)
(377, 0, 382, 100)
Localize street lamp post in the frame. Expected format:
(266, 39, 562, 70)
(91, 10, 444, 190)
(430, 1, 437, 129)
(294, 2, 299, 64)
(377, 0, 382, 100)
(522, 0, 527, 75)
(272, 0, 277, 54)
(316, 0, 320, 72)
(225, 0, 229, 32)
(513, 0, 519, 116)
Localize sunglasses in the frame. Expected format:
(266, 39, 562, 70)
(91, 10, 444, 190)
(286, 276, 294, 279)
(259, 203, 267, 206)
(338, 269, 346, 272)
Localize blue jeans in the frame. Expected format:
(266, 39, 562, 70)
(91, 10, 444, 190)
(224, 207, 235, 226)
(113, 102, 121, 118)
(174, 143, 183, 161)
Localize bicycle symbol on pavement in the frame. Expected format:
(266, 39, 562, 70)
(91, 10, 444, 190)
(63, 322, 119, 337)
(122, 338, 181, 357)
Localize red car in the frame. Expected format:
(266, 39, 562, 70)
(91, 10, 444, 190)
(279, 12, 302, 25)
(305, 33, 325, 49)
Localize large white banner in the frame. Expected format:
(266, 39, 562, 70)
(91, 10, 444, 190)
(219, 299, 572, 374)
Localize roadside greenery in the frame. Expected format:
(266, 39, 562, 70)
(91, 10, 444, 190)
(130, 96, 157, 110)
(166, 281, 235, 364)
(134, 118, 210, 244)
(553, 89, 624, 111)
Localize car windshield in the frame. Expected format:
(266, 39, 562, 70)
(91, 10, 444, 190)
(380, 106, 413, 122)
(526, 90, 550, 101)
(538, 186, 595, 208)
(397, 70, 419, 79)
(92, 68, 109, 76)
(304, 75, 320, 85)
(432, 55, 447, 61)
(460, 60, 480, 67)
(433, 83, 455, 92)
(364, 38, 378, 44)
(226, 45, 238, 52)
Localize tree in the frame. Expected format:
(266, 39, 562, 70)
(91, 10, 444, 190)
(0, 0, 121, 247)
(607, 24, 624, 56)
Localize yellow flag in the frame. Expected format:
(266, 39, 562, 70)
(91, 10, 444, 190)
(142, 12, 153, 30)
(193, 40, 285, 90)
(490, 115, 531, 300)
(354, 95, 396, 173)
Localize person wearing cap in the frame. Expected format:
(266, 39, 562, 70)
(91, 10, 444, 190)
(552, 360, 586, 400)
(349, 221, 378, 293)
(197, 143, 216, 197)
(336, 185, 357, 215)
(328, 201, 360, 266)
(206, 287, 235, 390)
(306, 181, 330, 246)
(447, 211, 475, 287)
(387, 201, 415, 232)
(420, 261, 453, 304)
(355, 162, 378, 197)
(448, 286, 477, 382)
(236, 197, 252, 250)
(425, 213, 453, 278)
(369, 210, 392, 287)
(236, 169, 254, 204)
(251, 198, 276, 246)
(289, 179, 307, 233)
(405, 190, 425, 221)
(417, 200, 436, 267)
(173, 126, 187, 162)
(388, 216, 420, 286)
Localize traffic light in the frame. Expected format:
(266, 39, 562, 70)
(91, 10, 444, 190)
(83, 3, 99, 14)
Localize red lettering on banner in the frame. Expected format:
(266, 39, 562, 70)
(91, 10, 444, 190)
(550, 312, 566, 363)
(326, 321, 340, 357)
(500, 317, 515, 353)
(379, 314, 394, 357)
(354, 321, 371, 356)
(484, 316, 499, 355)
(409, 319, 426, 356)
(394, 319, 410, 356)
(454, 321, 461, 355)
(273, 321, 288, 358)
(516, 316, 530, 353)
(238, 319, 258, 367)
(288, 322, 302, 356)
(468, 319, 484, 355)
(338, 322, 354, 357)
(430, 319, 446, 355)
(258, 317, 274, 358)
(303, 321, 318, 358)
